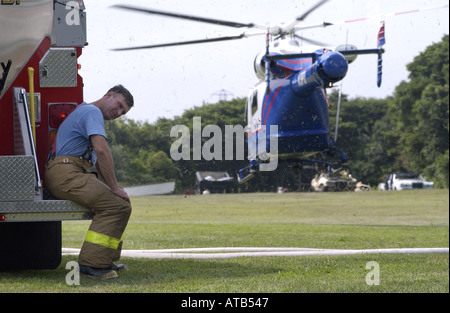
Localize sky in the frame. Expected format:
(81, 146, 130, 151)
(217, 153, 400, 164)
(78, 0, 449, 124)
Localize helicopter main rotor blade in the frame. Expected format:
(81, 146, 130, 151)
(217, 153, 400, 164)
(111, 4, 259, 29)
(112, 34, 247, 51)
(296, 0, 330, 22)
(320, 4, 449, 28)
(294, 34, 329, 47)
(281, 0, 330, 33)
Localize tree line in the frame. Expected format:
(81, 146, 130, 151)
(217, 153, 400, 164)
(106, 35, 449, 192)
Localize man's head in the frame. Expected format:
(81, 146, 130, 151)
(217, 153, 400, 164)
(106, 85, 134, 109)
(97, 84, 134, 120)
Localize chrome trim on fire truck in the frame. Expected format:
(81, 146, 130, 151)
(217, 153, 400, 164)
(13, 87, 42, 198)
(0, 155, 94, 222)
(39, 48, 78, 88)
(0, 200, 94, 222)
(0, 155, 35, 202)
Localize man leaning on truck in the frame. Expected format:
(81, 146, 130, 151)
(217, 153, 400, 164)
(45, 85, 134, 279)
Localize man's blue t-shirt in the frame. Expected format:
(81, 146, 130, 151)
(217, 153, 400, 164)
(55, 102, 106, 164)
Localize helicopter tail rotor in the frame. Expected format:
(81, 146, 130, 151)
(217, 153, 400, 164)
(376, 21, 386, 87)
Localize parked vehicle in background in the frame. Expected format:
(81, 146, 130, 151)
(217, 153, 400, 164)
(311, 171, 358, 192)
(378, 173, 434, 190)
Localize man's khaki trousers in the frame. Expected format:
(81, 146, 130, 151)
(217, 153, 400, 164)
(45, 156, 132, 268)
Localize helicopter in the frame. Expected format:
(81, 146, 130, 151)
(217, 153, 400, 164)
(111, 0, 386, 183)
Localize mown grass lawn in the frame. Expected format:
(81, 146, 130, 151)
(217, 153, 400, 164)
(1, 189, 448, 294)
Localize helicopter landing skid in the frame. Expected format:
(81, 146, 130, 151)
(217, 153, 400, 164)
(237, 160, 259, 184)
(237, 144, 348, 184)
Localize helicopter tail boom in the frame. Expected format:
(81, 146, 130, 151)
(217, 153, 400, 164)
(281, 50, 348, 95)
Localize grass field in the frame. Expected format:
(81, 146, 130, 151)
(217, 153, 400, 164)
(0, 189, 448, 294)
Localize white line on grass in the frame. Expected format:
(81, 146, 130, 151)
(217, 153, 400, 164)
(62, 247, 449, 259)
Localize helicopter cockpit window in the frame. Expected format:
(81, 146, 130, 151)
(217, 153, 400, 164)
(251, 91, 258, 116)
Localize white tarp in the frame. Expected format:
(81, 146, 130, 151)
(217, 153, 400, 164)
(124, 181, 175, 196)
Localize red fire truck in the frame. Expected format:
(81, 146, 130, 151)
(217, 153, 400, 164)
(0, 0, 93, 270)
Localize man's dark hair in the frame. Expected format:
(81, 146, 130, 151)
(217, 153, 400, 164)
(107, 84, 134, 108)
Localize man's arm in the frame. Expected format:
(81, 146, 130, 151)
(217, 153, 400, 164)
(90, 135, 130, 203)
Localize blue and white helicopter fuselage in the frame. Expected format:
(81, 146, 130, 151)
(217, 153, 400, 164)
(241, 39, 361, 181)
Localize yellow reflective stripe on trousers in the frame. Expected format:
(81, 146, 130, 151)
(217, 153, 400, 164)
(85, 230, 121, 250)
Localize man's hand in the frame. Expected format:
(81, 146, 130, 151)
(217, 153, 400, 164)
(111, 185, 130, 203)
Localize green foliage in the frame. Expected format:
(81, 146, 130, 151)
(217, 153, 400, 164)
(388, 34, 449, 187)
(328, 93, 390, 186)
(105, 36, 449, 190)
(105, 118, 179, 186)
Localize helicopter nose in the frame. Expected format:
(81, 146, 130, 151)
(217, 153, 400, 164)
(319, 51, 348, 82)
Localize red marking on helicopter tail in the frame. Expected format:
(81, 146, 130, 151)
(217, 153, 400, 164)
(278, 59, 311, 71)
(282, 58, 312, 64)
